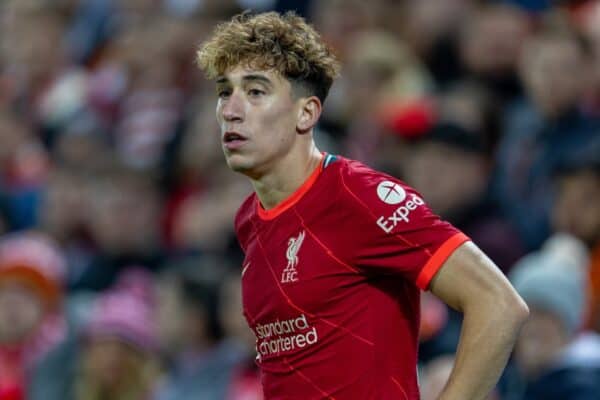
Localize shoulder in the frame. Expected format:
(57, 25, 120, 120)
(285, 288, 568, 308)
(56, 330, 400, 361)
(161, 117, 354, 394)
(338, 157, 399, 187)
(337, 157, 420, 208)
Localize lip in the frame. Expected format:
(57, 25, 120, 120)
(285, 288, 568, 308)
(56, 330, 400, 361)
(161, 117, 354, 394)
(222, 131, 248, 150)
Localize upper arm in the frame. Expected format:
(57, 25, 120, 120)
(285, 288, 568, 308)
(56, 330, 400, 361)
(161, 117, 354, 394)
(429, 241, 527, 313)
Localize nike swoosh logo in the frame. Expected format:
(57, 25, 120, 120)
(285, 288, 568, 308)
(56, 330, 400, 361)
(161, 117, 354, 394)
(241, 262, 251, 277)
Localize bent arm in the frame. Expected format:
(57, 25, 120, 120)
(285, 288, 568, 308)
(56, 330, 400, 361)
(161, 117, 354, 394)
(429, 241, 529, 400)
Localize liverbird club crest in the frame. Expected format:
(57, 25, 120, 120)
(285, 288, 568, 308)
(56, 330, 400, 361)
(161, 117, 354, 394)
(281, 231, 305, 283)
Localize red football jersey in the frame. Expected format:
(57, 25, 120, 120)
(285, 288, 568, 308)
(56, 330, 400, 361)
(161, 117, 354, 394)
(235, 154, 469, 400)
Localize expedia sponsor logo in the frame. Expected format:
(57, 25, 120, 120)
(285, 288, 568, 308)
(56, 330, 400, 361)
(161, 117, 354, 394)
(376, 181, 406, 205)
(376, 194, 425, 233)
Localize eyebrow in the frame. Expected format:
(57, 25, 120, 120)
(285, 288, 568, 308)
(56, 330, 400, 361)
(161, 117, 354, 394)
(243, 74, 273, 86)
(216, 74, 274, 87)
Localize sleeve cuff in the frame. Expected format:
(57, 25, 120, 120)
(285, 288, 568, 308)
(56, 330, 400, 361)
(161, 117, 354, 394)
(416, 232, 470, 290)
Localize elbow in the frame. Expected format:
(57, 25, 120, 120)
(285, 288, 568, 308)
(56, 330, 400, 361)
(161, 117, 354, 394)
(501, 291, 530, 328)
(461, 287, 529, 330)
(513, 296, 530, 325)
(471, 284, 530, 329)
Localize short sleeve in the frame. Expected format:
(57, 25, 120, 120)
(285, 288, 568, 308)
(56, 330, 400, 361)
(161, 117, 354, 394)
(340, 162, 470, 290)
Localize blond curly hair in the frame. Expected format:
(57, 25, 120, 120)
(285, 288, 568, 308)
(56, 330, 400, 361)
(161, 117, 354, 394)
(196, 11, 341, 102)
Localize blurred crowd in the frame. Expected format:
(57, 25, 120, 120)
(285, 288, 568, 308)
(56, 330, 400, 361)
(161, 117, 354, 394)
(0, 0, 599, 399)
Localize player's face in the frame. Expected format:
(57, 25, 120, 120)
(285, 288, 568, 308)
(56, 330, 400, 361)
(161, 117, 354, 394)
(215, 66, 303, 178)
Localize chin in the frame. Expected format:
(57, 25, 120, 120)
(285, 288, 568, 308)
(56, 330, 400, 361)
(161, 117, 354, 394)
(226, 154, 255, 175)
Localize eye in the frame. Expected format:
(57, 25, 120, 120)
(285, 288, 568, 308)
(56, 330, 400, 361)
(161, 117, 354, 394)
(217, 88, 231, 98)
(248, 88, 265, 97)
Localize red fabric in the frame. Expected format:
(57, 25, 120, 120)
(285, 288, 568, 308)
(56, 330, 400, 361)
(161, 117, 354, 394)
(0, 347, 25, 400)
(0, 384, 24, 400)
(0, 313, 65, 400)
(161, 184, 204, 249)
(586, 243, 600, 330)
(380, 99, 437, 139)
(235, 156, 466, 400)
(227, 362, 263, 400)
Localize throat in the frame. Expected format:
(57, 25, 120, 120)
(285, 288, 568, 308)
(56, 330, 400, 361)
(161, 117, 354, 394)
(253, 152, 323, 211)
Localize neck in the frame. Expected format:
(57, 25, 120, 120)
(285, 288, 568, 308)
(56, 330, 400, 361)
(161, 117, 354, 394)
(251, 142, 322, 210)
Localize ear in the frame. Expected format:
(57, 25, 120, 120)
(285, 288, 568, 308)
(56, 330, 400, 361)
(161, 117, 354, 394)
(296, 96, 322, 134)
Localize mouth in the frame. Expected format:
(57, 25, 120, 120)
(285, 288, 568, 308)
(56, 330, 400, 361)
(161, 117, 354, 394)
(222, 131, 248, 150)
(223, 131, 247, 142)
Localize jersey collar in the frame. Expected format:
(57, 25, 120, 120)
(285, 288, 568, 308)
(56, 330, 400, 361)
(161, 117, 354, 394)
(256, 153, 327, 221)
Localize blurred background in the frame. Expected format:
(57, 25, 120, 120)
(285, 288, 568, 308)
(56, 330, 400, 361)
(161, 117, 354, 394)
(0, 0, 599, 399)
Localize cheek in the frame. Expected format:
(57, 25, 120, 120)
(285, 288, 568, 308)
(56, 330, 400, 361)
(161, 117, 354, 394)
(517, 315, 565, 364)
(0, 289, 44, 334)
(20, 299, 44, 330)
(573, 206, 600, 240)
(258, 101, 298, 133)
(553, 187, 600, 238)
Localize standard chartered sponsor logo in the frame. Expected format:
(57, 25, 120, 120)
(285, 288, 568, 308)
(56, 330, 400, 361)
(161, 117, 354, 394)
(376, 193, 425, 233)
(254, 314, 318, 356)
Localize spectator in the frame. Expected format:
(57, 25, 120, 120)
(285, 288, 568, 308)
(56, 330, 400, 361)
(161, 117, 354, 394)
(494, 29, 600, 250)
(29, 267, 160, 400)
(579, 0, 600, 116)
(336, 29, 432, 164)
(0, 108, 50, 230)
(77, 166, 164, 291)
(458, 4, 530, 102)
(0, 232, 66, 400)
(110, 18, 186, 172)
(401, 123, 524, 271)
(402, 0, 472, 86)
(219, 272, 263, 400)
(501, 235, 600, 399)
(551, 148, 600, 333)
(0, 4, 69, 114)
(382, 81, 525, 272)
(75, 268, 160, 400)
(154, 255, 241, 400)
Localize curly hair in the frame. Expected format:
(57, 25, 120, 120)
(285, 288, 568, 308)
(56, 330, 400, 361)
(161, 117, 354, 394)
(196, 11, 341, 102)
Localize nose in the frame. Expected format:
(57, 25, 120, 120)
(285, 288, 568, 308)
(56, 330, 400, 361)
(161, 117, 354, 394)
(220, 90, 244, 123)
